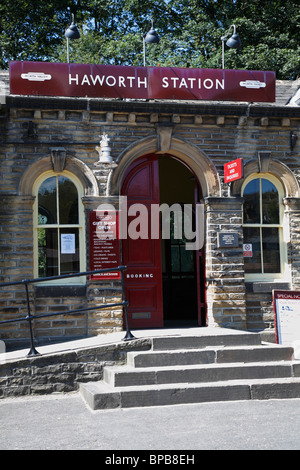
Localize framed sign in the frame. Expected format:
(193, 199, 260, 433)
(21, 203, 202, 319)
(89, 211, 121, 280)
(273, 290, 300, 345)
(9, 61, 276, 103)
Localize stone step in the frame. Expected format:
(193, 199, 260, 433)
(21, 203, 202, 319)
(80, 377, 300, 410)
(126, 345, 294, 368)
(151, 332, 262, 351)
(103, 361, 297, 387)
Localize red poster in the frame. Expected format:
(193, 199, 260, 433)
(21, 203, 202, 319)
(89, 211, 121, 280)
(9, 61, 276, 103)
(224, 158, 243, 183)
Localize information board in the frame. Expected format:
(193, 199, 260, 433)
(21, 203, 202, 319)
(273, 290, 300, 345)
(89, 211, 121, 280)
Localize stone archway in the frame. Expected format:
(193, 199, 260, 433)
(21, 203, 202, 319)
(18, 151, 99, 197)
(231, 157, 300, 198)
(107, 134, 220, 198)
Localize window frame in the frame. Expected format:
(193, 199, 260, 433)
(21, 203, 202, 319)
(33, 170, 86, 285)
(242, 173, 289, 282)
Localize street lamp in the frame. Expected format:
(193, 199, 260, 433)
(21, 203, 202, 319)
(143, 20, 160, 66)
(221, 24, 241, 69)
(65, 13, 80, 63)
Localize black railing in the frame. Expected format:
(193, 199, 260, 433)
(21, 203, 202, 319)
(0, 265, 136, 357)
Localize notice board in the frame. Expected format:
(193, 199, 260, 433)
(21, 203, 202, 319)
(89, 211, 121, 280)
(273, 290, 300, 345)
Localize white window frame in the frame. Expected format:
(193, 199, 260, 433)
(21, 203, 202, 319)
(242, 173, 290, 282)
(33, 170, 86, 285)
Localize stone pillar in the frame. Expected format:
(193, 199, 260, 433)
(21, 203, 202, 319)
(82, 195, 124, 336)
(204, 196, 247, 330)
(283, 197, 300, 289)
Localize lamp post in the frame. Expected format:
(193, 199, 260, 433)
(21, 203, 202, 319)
(143, 20, 160, 66)
(221, 24, 241, 69)
(65, 13, 80, 63)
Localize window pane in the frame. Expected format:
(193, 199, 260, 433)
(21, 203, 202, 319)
(180, 246, 195, 272)
(243, 227, 262, 273)
(261, 179, 279, 224)
(262, 227, 280, 273)
(243, 179, 260, 223)
(38, 228, 58, 277)
(38, 177, 57, 224)
(58, 176, 79, 224)
(171, 245, 180, 272)
(60, 228, 79, 275)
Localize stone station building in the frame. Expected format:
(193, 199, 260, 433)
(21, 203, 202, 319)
(0, 65, 300, 348)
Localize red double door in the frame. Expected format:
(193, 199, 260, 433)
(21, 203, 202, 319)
(121, 154, 205, 329)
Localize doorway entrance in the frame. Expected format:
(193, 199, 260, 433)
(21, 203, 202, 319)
(121, 154, 206, 329)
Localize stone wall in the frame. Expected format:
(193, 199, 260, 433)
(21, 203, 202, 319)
(0, 338, 151, 398)
(0, 96, 300, 343)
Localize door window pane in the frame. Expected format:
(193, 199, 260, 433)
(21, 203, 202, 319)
(243, 179, 260, 223)
(262, 227, 280, 273)
(38, 228, 58, 277)
(261, 179, 279, 224)
(243, 227, 261, 273)
(60, 228, 80, 275)
(58, 176, 79, 224)
(38, 176, 57, 224)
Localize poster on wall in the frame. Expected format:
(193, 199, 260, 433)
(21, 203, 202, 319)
(89, 210, 121, 280)
(273, 290, 300, 354)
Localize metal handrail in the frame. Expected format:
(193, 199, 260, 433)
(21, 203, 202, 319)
(0, 265, 136, 357)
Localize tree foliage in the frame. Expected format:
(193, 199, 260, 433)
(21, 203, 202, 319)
(0, 0, 299, 79)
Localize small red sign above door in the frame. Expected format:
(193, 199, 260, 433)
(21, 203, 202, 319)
(224, 158, 243, 183)
(9, 61, 276, 103)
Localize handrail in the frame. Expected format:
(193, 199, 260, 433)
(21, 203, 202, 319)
(0, 265, 136, 357)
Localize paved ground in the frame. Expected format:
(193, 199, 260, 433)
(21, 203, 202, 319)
(1, 393, 300, 450)
(1, 327, 300, 451)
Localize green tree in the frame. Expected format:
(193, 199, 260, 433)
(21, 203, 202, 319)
(1, 0, 299, 79)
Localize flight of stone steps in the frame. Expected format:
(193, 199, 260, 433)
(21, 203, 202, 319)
(80, 330, 300, 410)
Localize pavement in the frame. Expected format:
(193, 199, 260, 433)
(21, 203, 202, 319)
(0, 393, 300, 450)
(1, 327, 300, 451)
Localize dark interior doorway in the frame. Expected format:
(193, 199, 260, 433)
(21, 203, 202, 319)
(158, 155, 205, 327)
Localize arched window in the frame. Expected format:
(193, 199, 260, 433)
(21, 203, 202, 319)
(242, 174, 286, 279)
(33, 171, 86, 283)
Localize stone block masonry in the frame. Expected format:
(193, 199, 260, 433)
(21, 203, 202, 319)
(1, 93, 300, 344)
(0, 338, 151, 398)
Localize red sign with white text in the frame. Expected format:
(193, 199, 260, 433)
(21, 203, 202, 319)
(9, 61, 276, 103)
(224, 158, 243, 183)
(89, 211, 121, 280)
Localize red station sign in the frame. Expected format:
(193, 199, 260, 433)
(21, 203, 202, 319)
(224, 158, 243, 183)
(9, 61, 276, 103)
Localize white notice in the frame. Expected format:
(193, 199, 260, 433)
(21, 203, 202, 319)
(61, 233, 76, 254)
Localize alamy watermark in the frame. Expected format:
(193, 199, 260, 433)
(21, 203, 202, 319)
(94, 197, 205, 251)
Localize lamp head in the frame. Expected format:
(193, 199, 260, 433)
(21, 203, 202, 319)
(226, 32, 241, 49)
(65, 15, 80, 40)
(145, 27, 160, 44)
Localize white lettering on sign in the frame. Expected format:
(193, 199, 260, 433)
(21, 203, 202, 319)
(68, 73, 148, 88)
(126, 273, 154, 279)
(162, 77, 224, 90)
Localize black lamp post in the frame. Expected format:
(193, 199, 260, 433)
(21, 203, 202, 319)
(65, 13, 80, 63)
(143, 20, 160, 66)
(221, 24, 241, 69)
